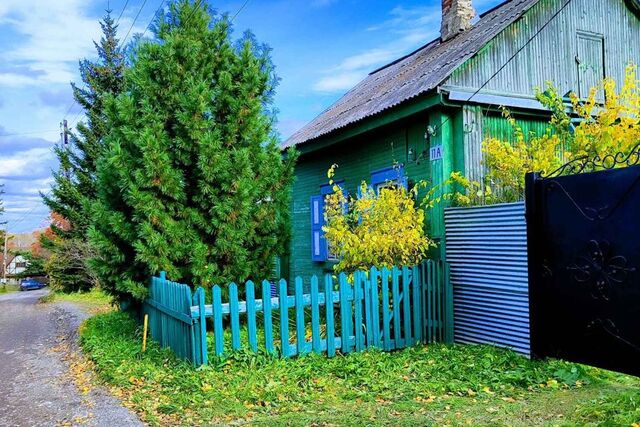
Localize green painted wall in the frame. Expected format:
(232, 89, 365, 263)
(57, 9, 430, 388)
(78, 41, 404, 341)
(482, 112, 550, 144)
(287, 106, 466, 282)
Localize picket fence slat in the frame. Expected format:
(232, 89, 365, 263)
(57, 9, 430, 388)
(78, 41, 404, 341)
(381, 268, 391, 351)
(279, 279, 290, 358)
(295, 277, 306, 356)
(354, 273, 363, 352)
(402, 266, 411, 346)
(246, 281, 257, 352)
(213, 286, 224, 356)
(370, 267, 381, 348)
(363, 271, 373, 348)
(262, 280, 275, 354)
(145, 260, 453, 367)
(339, 274, 349, 354)
(412, 266, 420, 344)
(310, 276, 321, 353)
(392, 267, 401, 350)
(325, 274, 336, 357)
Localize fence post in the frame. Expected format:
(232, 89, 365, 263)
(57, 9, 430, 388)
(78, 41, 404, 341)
(444, 262, 454, 343)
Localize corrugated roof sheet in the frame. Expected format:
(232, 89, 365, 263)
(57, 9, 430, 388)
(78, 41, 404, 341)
(283, 0, 540, 148)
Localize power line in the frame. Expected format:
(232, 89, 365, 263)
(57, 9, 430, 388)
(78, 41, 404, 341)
(139, 0, 168, 39)
(5, 200, 50, 233)
(121, 0, 150, 45)
(430, 0, 574, 136)
(231, 0, 250, 22)
(116, 0, 131, 24)
(0, 129, 60, 138)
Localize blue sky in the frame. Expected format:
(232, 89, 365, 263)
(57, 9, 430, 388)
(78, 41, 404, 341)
(0, 0, 502, 233)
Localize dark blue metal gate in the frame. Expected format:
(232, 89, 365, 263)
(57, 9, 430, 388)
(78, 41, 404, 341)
(525, 150, 640, 377)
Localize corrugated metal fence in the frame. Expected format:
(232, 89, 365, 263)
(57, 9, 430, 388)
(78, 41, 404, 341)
(444, 202, 530, 355)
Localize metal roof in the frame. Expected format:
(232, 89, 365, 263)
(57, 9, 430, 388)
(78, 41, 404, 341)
(283, 0, 540, 148)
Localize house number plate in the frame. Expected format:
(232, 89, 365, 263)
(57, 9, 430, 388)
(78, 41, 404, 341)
(430, 145, 443, 161)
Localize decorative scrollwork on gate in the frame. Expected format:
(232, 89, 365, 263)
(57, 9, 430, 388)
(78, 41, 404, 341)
(567, 240, 636, 300)
(586, 318, 640, 353)
(542, 142, 640, 178)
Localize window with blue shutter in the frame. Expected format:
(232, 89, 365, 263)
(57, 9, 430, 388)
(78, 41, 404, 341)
(311, 181, 346, 262)
(310, 195, 326, 262)
(370, 164, 408, 193)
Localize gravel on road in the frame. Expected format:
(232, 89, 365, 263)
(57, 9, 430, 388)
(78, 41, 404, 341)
(0, 289, 142, 427)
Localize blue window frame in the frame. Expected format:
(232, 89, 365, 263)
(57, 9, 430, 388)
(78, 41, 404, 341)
(311, 181, 346, 262)
(370, 165, 408, 193)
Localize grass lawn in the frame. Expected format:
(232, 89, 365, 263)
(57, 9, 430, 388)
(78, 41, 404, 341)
(0, 283, 20, 294)
(80, 311, 640, 426)
(41, 288, 115, 313)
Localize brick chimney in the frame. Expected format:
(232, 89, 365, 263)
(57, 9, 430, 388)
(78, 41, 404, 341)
(440, 0, 476, 42)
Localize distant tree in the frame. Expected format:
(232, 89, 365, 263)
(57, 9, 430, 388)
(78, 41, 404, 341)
(91, 0, 297, 301)
(42, 11, 125, 291)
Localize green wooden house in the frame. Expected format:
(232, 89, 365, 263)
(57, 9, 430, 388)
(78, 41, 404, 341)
(281, 0, 640, 281)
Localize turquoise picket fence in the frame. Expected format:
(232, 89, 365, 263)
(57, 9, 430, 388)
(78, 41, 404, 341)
(144, 260, 453, 367)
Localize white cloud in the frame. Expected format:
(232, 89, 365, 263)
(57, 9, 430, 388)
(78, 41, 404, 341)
(0, 147, 54, 179)
(314, 71, 367, 93)
(312, 4, 441, 93)
(0, 0, 146, 87)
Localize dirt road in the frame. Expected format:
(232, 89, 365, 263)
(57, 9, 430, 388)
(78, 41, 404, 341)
(0, 289, 142, 427)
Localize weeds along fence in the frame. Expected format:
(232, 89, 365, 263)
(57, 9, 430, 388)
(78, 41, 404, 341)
(144, 260, 453, 367)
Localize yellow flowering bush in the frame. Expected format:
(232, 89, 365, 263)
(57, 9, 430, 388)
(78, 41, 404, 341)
(482, 63, 640, 202)
(323, 165, 436, 274)
(483, 110, 564, 202)
(569, 64, 640, 158)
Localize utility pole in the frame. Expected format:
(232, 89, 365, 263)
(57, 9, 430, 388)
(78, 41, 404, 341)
(60, 119, 69, 178)
(1, 223, 8, 288)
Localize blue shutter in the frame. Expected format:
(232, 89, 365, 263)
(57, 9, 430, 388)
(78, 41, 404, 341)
(310, 195, 327, 261)
(371, 165, 408, 192)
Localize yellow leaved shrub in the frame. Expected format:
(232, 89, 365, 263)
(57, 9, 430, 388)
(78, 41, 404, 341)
(482, 63, 640, 203)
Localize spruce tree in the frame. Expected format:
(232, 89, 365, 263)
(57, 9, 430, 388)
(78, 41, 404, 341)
(42, 11, 125, 291)
(91, 0, 297, 301)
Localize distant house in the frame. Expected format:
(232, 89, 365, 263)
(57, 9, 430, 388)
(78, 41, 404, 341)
(282, 0, 640, 281)
(4, 255, 28, 283)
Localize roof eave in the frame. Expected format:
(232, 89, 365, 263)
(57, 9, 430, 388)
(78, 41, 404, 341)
(285, 91, 443, 154)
